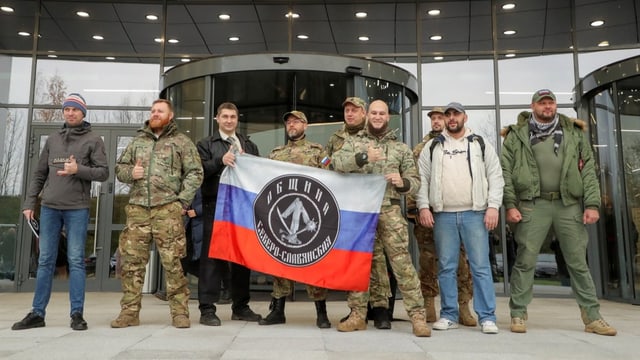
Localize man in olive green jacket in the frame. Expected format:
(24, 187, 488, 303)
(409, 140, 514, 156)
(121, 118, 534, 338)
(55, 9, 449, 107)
(501, 89, 616, 336)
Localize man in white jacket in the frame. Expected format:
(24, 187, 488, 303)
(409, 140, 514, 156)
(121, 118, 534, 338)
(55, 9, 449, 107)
(415, 102, 503, 334)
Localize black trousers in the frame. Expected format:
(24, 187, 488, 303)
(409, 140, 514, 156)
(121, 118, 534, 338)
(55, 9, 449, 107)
(198, 200, 252, 313)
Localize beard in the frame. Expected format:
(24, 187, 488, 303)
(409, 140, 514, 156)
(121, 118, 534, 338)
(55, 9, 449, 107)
(149, 117, 170, 130)
(367, 121, 389, 138)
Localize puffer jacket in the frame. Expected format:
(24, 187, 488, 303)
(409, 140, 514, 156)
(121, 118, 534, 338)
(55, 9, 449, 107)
(500, 111, 600, 210)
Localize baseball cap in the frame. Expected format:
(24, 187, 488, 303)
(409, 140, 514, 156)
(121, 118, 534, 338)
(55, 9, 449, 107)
(427, 106, 445, 117)
(444, 102, 465, 114)
(342, 97, 366, 110)
(282, 110, 308, 123)
(531, 89, 556, 103)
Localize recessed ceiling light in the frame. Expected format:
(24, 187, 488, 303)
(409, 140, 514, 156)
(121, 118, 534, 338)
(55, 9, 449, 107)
(503, 30, 516, 35)
(47, 54, 57, 58)
(76, 11, 90, 18)
(297, 34, 309, 40)
(329, 83, 335, 87)
(146, 14, 158, 21)
(167, 38, 179, 44)
(229, 36, 240, 41)
(427, 9, 440, 16)
(569, 45, 574, 49)
(106, 56, 115, 60)
(1, 6, 15, 12)
(154, 37, 163, 43)
(434, 56, 444, 60)
(219, 14, 230, 20)
(355, 12, 367, 18)
(505, 53, 516, 58)
(598, 40, 610, 47)
(18, 31, 30, 37)
(92, 35, 104, 40)
(430, 35, 442, 41)
(285, 12, 300, 19)
(590, 20, 605, 27)
(181, 58, 191, 63)
(502, 3, 516, 10)
(358, 36, 370, 41)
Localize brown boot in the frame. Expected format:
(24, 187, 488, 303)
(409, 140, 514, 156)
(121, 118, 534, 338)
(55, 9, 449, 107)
(172, 314, 190, 328)
(410, 309, 431, 337)
(425, 297, 436, 323)
(337, 311, 367, 332)
(110, 312, 140, 328)
(585, 319, 617, 336)
(458, 301, 477, 326)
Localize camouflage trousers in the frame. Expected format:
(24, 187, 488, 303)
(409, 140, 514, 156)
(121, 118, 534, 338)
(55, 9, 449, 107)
(118, 202, 190, 317)
(271, 276, 328, 301)
(414, 224, 473, 302)
(347, 205, 424, 317)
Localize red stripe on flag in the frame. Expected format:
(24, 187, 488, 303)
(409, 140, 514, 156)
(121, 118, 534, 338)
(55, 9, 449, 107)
(210, 220, 372, 291)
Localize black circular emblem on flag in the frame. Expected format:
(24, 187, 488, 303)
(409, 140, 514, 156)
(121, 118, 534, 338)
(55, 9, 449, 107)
(254, 174, 340, 267)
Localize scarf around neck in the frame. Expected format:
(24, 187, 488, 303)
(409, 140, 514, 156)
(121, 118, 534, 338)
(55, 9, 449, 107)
(529, 114, 562, 156)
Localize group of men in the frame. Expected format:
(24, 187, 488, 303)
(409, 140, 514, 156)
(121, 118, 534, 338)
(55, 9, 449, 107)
(12, 89, 616, 337)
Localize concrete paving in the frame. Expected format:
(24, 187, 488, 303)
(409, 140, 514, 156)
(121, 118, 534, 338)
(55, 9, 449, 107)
(0, 291, 637, 360)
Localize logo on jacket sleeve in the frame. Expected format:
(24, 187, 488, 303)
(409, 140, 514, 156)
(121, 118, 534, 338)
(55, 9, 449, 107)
(254, 175, 339, 267)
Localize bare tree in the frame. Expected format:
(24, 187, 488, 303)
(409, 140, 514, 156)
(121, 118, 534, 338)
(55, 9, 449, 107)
(0, 111, 26, 196)
(34, 72, 67, 122)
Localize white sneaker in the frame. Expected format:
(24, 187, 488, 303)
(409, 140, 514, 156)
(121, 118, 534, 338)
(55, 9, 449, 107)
(481, 320, 499, 334)
(433, 318, 459, 330)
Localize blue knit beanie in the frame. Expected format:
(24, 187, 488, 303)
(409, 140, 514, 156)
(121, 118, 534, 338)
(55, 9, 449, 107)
(62, 93, 87, 117)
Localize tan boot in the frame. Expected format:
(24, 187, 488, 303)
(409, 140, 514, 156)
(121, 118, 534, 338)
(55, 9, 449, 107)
(425, 297, 436, 323)
(110, 312, 140, 328)
(410, 309, 431, 337)
(585, 319, 617, 336)
(510, 317, 526, 333)
(458, 301, 477, 326)
(337, 311, 367, 332)
(172, 314, 191, 328)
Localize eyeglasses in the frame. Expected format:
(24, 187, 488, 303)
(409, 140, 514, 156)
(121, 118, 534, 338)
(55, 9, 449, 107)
(285, 118, 305, 125)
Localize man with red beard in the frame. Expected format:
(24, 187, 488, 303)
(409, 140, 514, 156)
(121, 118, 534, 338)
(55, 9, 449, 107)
(111, 99, 203, 329)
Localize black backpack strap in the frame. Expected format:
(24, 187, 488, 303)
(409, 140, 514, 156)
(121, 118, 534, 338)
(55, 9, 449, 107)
(466, 134, 486, 178)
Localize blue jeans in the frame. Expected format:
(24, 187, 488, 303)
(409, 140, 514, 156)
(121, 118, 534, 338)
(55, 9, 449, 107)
(32, 206, 89, 317)
(433, 210, 496, 323)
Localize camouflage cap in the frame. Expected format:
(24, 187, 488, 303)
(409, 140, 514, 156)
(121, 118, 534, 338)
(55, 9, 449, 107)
(427, 106, 445, 117)
(342, 97, 366, 110)
(282, 110, 308, 123)
(531, 89, 556, 103)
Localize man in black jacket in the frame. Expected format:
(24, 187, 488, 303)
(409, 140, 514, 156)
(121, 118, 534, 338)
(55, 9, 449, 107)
(196, 102, 262, 326)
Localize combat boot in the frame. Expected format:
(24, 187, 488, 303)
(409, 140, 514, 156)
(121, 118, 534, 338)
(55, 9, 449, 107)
(458, 300, 477, 326)
(337, 311, 367, 332)
(172, 314, 190, 328)
(425, 297, 436, 322)
(371, 307, 391, 329)
(259, 297, 286, 325)
(110, 311, 140, 328)
(581, 308, 616, 336)
(314, 300, 331, 328)
(410, 309, 431, 337)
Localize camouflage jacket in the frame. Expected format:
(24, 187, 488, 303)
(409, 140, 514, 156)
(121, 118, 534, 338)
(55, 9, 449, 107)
(406, 130, 441, 216)
(325, 125, 348, 157)
(269, 137, 326, 168)
(115, 120, 203, 208)
(331, 128, 420, 206)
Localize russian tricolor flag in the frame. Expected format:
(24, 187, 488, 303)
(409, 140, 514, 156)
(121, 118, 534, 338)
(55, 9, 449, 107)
(210, 154, 386, 291)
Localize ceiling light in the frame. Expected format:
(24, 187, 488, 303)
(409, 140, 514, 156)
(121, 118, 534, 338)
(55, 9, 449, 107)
(427, 9, 440, 16)
(229, 36, 240, 41)
(358, 36, 370, 41)
(297, 34, 309, 40)
(285, 12, 300, 19)
(92, 35, 104, 40)
(106, 56, 115, 60)
(48, 54, 57, 58)
(598, 41, 610, 47)
(1, 6, 15, 12)
(167, 38, 179, 44)
(329, 83, 335, 87)
(146, 14, 158, 21)
(590, 20, 605, 27)
(181, 58, 191, 63)
(503, 30, 516, 35)
(430, 35, 442, 41)
(219, 14, 230, 20)
(505, 53, 516, 58)
(434, 56, 444, 60)
(502, 3, 516, 10)
(154, 37, 163, 43)
(355, 12, 367, 18)
(76, 11, 90, 18)
(18, 31, 30, 37)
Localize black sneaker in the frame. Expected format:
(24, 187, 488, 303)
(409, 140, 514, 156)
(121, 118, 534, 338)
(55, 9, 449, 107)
(231, 307, 262, 321)
(199, 309, 221, 326)
(70, 313, 88, 331)
(12, 312, 45, 330)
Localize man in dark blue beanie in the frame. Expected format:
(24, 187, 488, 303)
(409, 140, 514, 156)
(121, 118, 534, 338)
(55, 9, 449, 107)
(62, 93, 88, 118)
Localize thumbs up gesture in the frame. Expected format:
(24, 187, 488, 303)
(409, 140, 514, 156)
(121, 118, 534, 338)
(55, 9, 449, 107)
(132, 159, 145, 180)
(57, 155, 78, 176)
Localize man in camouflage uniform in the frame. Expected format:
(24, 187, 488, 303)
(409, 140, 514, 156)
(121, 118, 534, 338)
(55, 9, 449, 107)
(258, 110, 331, 329)
(325, 97, 367, 156)
(111, 99, 203, 329)
(332, 99, 430, 337)
(407, 106, 476, 326)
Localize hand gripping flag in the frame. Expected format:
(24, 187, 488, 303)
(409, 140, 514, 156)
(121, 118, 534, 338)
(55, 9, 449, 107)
(210, 153, 386, 291)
